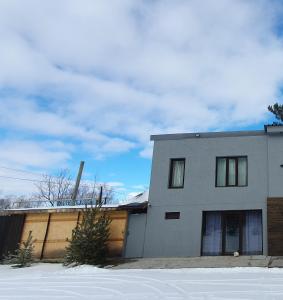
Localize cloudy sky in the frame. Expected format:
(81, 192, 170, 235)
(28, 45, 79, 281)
(0, 0, 283, 198)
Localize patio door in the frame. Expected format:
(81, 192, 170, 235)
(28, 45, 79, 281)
(223, 213, 241, 255)
(201, 210, 262, 256)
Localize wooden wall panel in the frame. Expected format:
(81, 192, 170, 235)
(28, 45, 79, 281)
(107, 241, 124, 257)
(43, 212, 79, 259)
(76, 210, 128, 257)
(21, 213, 49, 258)
(20, 210, 128, 259)
(267, 198, 283, 256)
(108, 211, 127, 257)
(109, 217, 127, 240)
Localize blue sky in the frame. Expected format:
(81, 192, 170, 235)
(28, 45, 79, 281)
(0, 0, 283, 199)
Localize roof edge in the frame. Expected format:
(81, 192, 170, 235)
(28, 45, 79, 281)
(150, 130, 265, 141)
(264, 124, 283, 134)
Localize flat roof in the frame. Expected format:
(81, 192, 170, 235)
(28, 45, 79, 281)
(0, 205, 120, 215)
(0, 201, 149, 216)
(150, 130, 266, 141)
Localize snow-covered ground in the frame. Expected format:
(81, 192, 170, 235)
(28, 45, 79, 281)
(1, 264, 283, 299)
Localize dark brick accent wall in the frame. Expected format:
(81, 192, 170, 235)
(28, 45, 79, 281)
(267, 198, 283, 256)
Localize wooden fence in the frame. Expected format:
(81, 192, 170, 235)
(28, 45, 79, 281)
(0, 208, 128, 260)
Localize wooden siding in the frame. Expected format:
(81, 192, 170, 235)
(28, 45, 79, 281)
(21, 213, 50, 258)
(20, 210, 128, 259)
(267, 198, 283, 256)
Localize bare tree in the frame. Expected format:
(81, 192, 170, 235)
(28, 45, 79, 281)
(75, 182, 114, 205)
(34, 169, 116, 207)
(0, 194, 38, 209)
(35, 169, 72, 206)
(0, 197, 11, 209)
(12, 195, 34, 209)
(91, 183, 114, 205)
(101, 183, 114, 204)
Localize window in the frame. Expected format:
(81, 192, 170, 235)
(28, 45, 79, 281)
(165, 212, 180, 219)
(216, 156, 247, 187)
(201, 210, 262, 256)
(202, 212, 222, 255)
(168, 158, 185, 188)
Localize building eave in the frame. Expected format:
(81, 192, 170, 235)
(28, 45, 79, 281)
(150, 130, 265, 141)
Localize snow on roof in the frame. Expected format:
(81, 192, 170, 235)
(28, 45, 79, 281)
(6, 203, 120, 211)
(1, 191, 149, 214)
(119, 190, 149, 205)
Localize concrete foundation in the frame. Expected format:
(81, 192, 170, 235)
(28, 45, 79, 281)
(113, 256, 283, 269)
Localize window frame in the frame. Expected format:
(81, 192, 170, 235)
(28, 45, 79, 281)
(168, 158, 186, 189)
(201, 209, 262, 256)
(215, 156, 248, 187)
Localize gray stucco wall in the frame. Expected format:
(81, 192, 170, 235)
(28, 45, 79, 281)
(143, 132, 278, 257)
(124, 213, 147, 258)
(267, 135, 283, 197)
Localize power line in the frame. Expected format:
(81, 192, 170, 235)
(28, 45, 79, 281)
(0, 175, 45, 183)
(0, 174, 128, 195)
(0, 165, 132, 199)
(0, 174, 76, 185)
(0, 166, 72, 180)
(0, 166, 44, 176)
(0, 166, 125, 193)
(0, 166, 96, 185)
(0, 166, 103, 184)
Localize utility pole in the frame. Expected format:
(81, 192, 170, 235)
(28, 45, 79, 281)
(71, 161, 85, 206)
(97, 185, 103, 206)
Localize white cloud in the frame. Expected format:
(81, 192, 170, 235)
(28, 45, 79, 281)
(0, 140, 71, 195)
(0, 140, 70, 169)
(139, 144, 153, 159)
(105, 182, 126, 191)
(0, 0, 283, 164)
(131, 184, 148, 191)
(0, 169, 39, 196)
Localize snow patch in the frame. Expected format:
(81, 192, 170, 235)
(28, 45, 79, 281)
(1, 263, 283, 299)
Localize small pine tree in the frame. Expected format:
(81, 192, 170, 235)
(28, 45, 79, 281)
(4, 231, 35, 268)
(64, 205, 111, 266)
(268, 103, 283, 124)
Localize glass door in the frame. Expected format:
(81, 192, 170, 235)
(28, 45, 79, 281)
(224, 213, 241, 255)
(201, 210, 262, 256)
